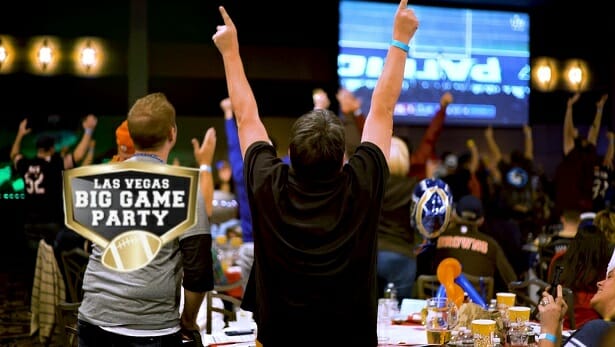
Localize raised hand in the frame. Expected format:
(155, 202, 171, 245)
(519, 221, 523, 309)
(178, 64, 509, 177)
(220, 97, 233, 120)
(440, 92, 453, 108)
(567, 92, 580, 108)
(392, 0, 419, 44)
(17, 118, 32, 137)
(192, 127, 216, 167)
(212, 6, 239, 56)
(597, 94, 609, 110)
(523, 124, 532, 137)
(484, 125, 493, 139)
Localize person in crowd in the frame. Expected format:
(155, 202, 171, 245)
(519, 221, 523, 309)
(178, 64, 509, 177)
(483, 124, 537, 278)
(377, 136, 419, 301)
(485, 124, 536, 238)
(593, 129, 614, 212)
(536, 285, 568, 347)
(594, 207, 615, 249)
(212, 1, 418, 346)
(441, 138, 481, 203)
(312, 87, 331, 111)
(110, 119, 136, 163)
(548, 224, 610, 329)
(408, 92, 454, 180)
(540, 209, 583, 274)
(412, 177, 454, 279)
(220, 97, 254, 294)
(539, 247, 615, 347)
(553, 93, 607, 221)
(10, 115, 97, 274)
(434, 194, 517, 292)
(77, 93, 215, 346)
(341, 89, 453, 180)
(336, 87, 365, 158)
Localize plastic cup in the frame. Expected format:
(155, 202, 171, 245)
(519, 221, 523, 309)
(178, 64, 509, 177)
(508, 306, 531, 323)
(471, 319, 496, 347)
(496, 292, 516, 307)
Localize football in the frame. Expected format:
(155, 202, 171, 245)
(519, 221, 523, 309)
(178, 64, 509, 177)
(102, 230, 162, 272)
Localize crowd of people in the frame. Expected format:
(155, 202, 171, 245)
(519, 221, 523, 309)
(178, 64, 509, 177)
(7, 1, 615, 346)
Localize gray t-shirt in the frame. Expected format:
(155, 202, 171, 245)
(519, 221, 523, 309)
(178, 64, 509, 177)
(78, 157, 210, 330)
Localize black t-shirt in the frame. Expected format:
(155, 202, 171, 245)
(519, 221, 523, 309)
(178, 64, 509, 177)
(243, 141, 388, 347)
(377, 175, 417, 258)
(555, 143, 598, 214)
(15, 153, 66, 225)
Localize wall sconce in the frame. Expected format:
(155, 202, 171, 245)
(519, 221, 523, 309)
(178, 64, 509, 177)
(531, 57, 559, 92)
(80, 40, 97, 71)
(74, 37, 105, 76)
(0, 36, 16, 73)
(29, 36, 60, 74)
(0, 39, 7, 68)
(38, 38, 53, 70)
(563, 59, 589, 92)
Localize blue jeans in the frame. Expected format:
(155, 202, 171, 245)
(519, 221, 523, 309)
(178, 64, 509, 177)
(377, 250, 417, 301)
(78, 320, 183, 347)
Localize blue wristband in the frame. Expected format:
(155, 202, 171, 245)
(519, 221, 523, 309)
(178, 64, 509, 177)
(539, 333, 557, 344)
(391, 40, 409, 53)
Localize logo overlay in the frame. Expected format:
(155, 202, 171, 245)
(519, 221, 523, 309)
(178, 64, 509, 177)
(63, 161, 199, 272)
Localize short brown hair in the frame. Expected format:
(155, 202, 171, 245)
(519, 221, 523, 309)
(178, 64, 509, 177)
(127, 93, 176, 151)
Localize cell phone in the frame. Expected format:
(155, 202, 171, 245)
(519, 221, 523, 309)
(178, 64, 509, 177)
(224, 329, 254, 336)
(549, 265, 564, 297)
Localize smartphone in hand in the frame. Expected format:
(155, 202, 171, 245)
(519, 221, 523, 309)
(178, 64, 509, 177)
(549, 265, 564, 297)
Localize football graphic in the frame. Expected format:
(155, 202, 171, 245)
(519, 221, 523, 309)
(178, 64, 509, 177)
(102, 230, 162, 272)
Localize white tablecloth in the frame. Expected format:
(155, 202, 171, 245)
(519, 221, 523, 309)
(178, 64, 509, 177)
(379, 324, 428, 345)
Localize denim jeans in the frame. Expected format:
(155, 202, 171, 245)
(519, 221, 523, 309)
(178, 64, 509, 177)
(377, 250, 417, 301)
(77, 320, 183, 347)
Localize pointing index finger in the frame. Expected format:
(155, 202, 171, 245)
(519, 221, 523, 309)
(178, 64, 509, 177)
(218, 6, 234, 26)
(399, 0, 408, 9)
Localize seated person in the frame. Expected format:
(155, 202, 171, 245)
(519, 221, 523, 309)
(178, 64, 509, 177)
(538, 247, 615, 347)
(434, 194, 517, 292)
(551, 224, 610, 330)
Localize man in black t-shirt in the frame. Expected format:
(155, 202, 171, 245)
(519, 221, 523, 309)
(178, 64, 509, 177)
(11, 115, 97, 278)
(213, 2, 419, 346)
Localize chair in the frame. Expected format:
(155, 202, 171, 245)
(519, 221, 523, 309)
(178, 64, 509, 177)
(508, 277, 575, 329)
(415, 273, 495, 303)
(205, 282, 243, 334)
(60, 247, 90, 303)
(53, 248, 88, 347)
(55, 302, 80, 347)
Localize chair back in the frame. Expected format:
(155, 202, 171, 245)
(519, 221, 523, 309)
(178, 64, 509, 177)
(205, 282, 243, 334)
(55, 302, 80, 347)
(61, 248, 90, 303)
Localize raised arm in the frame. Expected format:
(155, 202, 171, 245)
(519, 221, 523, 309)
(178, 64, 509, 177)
(587, 94, 608, 146)
(466, 139, 479, 173)
(10, 118, 31, 164)
(604, 131, 615, 170)
(484, 126, 502, 165)
(361, 0, 419, 159)
(563, 93, 580, 155)
(213, 7, 269, 158)
(69, 114, 98, 168)
(411, 91, 452, 166)
(523, 124, 533, 161)
(192, 127, 217, 217)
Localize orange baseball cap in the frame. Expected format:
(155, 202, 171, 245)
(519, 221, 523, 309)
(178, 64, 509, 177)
(115, 120, 134, 155)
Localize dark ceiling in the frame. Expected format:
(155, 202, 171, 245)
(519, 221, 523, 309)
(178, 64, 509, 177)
(0, 0, 611, 121)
